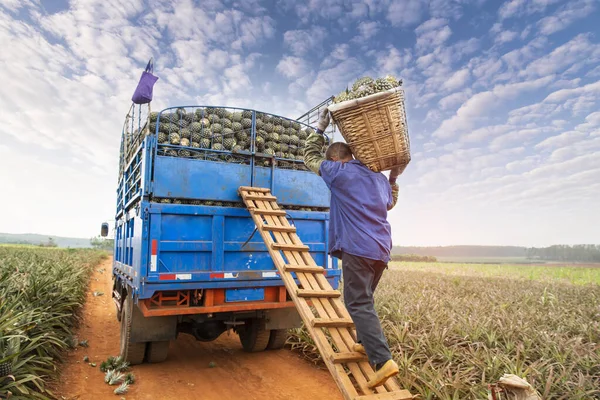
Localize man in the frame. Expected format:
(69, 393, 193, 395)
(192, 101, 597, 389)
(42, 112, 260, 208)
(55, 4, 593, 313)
(304, 108, 400, 388)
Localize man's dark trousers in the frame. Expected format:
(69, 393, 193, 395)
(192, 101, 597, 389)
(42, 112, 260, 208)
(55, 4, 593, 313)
(341, 252, 393, 366)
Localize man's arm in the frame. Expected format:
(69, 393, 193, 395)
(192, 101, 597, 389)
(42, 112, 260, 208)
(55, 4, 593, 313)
(388, 182, 399, 211)
(387, 166, 401, 210)
(303, 131, 326, 175)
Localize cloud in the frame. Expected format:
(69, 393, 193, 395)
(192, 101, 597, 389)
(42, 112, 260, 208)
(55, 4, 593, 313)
(357, 20, 380, 40)
(498, 0, 562, 20)
(415, 18, 452, 52)
(376, 45, 412, 75)
(535, 130, 588, 149)
(443, 68, 470, 91)
(283, 27, 327, 56)
(276, 56, 310, 79)
(388, 0, 427, 28)
(433, 76, 555, 139)
(537, 0, 596, 35)
(494, 30, 519, 45)
(306, 57, 363, 103)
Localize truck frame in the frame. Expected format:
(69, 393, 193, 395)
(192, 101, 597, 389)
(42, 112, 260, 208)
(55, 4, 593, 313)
(106, 102, 341, 364)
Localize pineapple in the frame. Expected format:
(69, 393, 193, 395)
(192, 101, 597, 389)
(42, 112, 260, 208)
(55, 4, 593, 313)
(191, 132, 201, 142)
(264, 123, 274, 133)
(0, 361, 11, 378)
(211, 123, 223, 134)
(304, 128, 315, 137)
(181, 138, 190, 147)
(190, 122, 202, 134)
(149, 122, 158, 133)
(242, 110, 252, 119)
(269, 132, 279, 142)
(280, 143, 289, 153)
(158, 132, 168, 144)
(222, 128, 234, 137)
(352, 76, 374, 91)
(375, 78, 393, 91)
(235, 131, 249, 142)
(179, 128, 191, 140)
(179, 149, 191, 157)
(223, 136, 236, 150)
(150, 111, 159, 122)
(167, 149, 178, 156)
(212, 143, 224, 151)
(257, 129, 268, 139)
(169, 132, 181, 145)
(214, 108, 226, 117)
(291, 121, 301, 130)
(271, 116, 282, 126)
(273, 125, 284, 134)
(285, 127, 296, 136)
(262, 114, 272, 124)
(290, 135, 299, 146)
(232, 122, 243, 132)
(241, 118, 252, 129)
(282, 119, 291, 128)
(223, 110, 233, 120)
(208, 114, 220, 123)
(221, 118, 232, 129)
(178, 119, 190, 128)
(194, 108, 206, 120)
(232, 112, 243, 122)
(255, 136, 265, 149)
(256, 119, 264, 130)
(191, 141, 200, 148)
(264, 148, 275, 156)
(280, 134, 290, 144)
(232, 145, 243, 153)
(239, 139, 251, 151)
(200, 139, 211, 148)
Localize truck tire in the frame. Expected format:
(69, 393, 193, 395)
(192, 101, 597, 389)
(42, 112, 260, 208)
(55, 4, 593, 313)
(120, 295, 147, 365)
(238, 319, 270, 352)
(147, 341, 170, 363)
(266, 329, 288, 350)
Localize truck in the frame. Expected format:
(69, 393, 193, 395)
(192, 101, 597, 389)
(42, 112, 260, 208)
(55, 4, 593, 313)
(102, 97, 341, 364)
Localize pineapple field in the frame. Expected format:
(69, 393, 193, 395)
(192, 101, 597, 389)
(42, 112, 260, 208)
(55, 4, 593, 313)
(0, 246, 107, 399)
(288, 262, 600, 399)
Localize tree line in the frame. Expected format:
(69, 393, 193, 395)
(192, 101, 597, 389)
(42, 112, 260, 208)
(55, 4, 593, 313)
(526, 245, 600, 262)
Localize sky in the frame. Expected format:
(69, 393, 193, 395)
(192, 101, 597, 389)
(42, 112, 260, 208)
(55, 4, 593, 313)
(0, 0, 599, 247)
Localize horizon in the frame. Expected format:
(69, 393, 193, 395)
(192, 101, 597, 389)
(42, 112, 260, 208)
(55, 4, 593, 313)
(1, 0, 599, 246)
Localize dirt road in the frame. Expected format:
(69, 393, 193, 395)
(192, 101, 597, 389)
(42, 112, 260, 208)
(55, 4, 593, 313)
(59, 259, 342, 400)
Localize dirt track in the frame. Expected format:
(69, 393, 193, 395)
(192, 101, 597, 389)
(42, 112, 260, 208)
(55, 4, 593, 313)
(59, 259, 342, 400)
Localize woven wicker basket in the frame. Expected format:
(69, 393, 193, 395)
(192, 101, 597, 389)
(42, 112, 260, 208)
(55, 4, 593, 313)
(328, 87, 410, 174)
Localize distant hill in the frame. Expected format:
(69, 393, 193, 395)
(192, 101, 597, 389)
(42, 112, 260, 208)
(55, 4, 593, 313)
(0, 233, 91, 248)
(392, 245, 527, 258)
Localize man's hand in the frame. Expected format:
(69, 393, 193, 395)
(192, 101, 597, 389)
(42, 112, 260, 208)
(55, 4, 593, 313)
(317, 107, 330, 132)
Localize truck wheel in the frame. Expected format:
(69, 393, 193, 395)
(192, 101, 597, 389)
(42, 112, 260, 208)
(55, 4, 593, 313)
(266, 329, 289, 350)
(147, 341, 170, 363)
(238, 319, 270, 352)
(120, 295, 147, 365)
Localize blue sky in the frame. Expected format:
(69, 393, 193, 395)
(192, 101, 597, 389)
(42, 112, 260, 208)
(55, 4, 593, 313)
(0, 0, 599, 246)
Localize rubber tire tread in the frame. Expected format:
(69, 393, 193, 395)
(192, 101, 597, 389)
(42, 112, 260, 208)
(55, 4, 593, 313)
(239, 319, 270, 352)
(266, 329, 288, 350)
(147, 341, 170, 363)
(120, 294, 147, 365)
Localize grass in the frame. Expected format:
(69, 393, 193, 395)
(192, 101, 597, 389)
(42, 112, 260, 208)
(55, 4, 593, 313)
(0, 246, 107, 399)
(391, 261, 600, 286)
(288, 262, 600, 399)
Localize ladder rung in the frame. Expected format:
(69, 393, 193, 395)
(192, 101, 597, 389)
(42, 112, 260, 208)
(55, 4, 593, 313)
(330, 352, 368, 364)
(272, 243, 309, 252)
(263, 225, 296, 233)
(243, 194, 277, 201)
(297, 289, 341, 298)
(239, 186, 270, 193)
(354, 390, 414, 400)
(252, 209, 287, 216)
(312, 318, 354, 328)
(285, 264, 325, 274)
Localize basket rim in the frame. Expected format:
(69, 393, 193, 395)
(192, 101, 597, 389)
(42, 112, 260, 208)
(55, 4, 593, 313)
(327, 86, 403, 114)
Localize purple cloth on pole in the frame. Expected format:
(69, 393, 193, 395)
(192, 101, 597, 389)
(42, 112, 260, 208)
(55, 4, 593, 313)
(131, 59, 158, 104)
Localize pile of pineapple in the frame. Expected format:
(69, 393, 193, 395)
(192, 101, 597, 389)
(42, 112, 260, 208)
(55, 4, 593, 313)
(333, 75, 402, 104)
(150, 107, 315, 167)
(152, 197, 329, 212)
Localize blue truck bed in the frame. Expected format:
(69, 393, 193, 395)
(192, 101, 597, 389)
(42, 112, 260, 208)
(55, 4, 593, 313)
(108, 104, 340, 363)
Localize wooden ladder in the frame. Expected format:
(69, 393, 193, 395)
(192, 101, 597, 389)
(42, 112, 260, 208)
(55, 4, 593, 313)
(238, 186, 414, 400)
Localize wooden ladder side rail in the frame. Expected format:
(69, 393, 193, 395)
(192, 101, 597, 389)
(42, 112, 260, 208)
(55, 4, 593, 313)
(238, 187, 413, 400)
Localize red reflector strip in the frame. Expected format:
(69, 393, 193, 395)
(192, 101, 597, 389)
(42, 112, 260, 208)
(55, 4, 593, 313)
(159, 274, 176, 280)
(151, 240, 158, 255)
(210, 273, 224, 279)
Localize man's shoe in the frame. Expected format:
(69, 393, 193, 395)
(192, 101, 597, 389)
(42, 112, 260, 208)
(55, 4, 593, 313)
(367, 360, 399, 388)
(352, 343, 366, 354)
